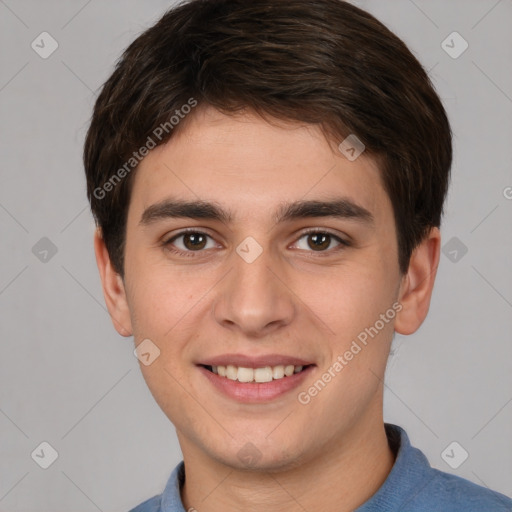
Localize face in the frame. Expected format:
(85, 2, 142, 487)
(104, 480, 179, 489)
(96, 105, 437, 472)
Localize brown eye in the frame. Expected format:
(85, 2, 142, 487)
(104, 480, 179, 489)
(307, 233, 331, 251)
(292, 230, 349, 254)
(165, 231, 216, 254)
(182, 233, 208, 250)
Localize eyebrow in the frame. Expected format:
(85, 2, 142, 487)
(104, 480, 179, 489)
(139, 197, 374, 227)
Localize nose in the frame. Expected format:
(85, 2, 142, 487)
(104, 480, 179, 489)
(213, 243, 296, 338)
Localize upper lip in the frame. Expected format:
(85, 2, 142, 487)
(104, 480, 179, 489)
(198, 354, 315, 368)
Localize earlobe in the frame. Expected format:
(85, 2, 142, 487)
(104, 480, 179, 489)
(93, 228, 133, 337)
(394, 227, 441, 336)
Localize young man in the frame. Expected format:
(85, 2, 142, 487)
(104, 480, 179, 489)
(84, 0, 512, 510)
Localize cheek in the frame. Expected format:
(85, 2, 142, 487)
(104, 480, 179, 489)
(125, 265, 173, 344)
(126, 259, 216, 363)
(126, 245, 179, 322)
(308, 262, 391, 329)
(302, 261, 398, 383)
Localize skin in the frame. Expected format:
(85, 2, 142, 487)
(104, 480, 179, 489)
(95, 105, 440, 512)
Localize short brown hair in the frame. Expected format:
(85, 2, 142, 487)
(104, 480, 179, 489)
(84, 0, 452, 277)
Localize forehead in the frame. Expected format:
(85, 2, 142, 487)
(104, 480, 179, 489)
(128, 106, 390, 225)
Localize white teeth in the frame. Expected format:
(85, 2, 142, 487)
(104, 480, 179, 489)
(210, 364, 307, 383)
(226, 365, 238, 380)
(237, 367, 254, 382)
(284, 365, 295, 377)
(254, 366, 273, 383)
(272, 365, 285, 379)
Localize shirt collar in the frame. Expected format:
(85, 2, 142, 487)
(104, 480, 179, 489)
(160, 459, 186, 512)
(355, 423, 434, 511)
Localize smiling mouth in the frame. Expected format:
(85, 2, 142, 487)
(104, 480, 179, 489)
(200, 364, 313, 383)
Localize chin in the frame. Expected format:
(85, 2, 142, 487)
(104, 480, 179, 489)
(207, 439, 308, 473)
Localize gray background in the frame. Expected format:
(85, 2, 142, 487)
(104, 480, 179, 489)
(1, 0, 511, 510)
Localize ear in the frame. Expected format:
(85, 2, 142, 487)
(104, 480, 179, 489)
(93, 227, 133, 337)
(394, 227, 441, 335)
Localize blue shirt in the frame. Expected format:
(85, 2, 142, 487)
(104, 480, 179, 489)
(130, 423, 512, 511)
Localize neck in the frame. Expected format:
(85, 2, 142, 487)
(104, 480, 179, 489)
(179, 415, 396, 512)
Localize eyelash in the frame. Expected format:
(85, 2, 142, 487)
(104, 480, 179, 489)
(162, 228, 350, 258)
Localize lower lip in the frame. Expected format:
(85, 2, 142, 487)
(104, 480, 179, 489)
(198, 365, 315, 403)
